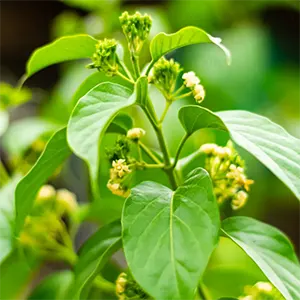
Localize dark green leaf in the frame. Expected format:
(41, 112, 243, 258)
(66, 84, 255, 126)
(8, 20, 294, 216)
(69, 220, 122, 299)
(107, 113, 133, 135)
(15, 128, 71, 234)
(25, 35, 97, 79)
(28, 271, 73, 300)
(148, 26, 231, 73)
(179, 105, 227, 136)
(217, 110, 300, 200)
(122, 168, 220, 300)
(222, 216, 300, 300)
(0, 176, 21, 263)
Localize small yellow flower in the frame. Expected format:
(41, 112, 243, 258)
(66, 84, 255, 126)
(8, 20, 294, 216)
(182, 71, 200, 87)
(36, 185, 56, 204)
(112, 159, 131, 178)
(107, 181, 130, 198)
(231, 190, 248, 210)
(193, 84, 205, 103)
(116, 272, 127, 299)
(255, 282, 273, 293)
(127, 128, 146, 140)
(200, 143, 218, 154)
(56, 189, 78, 215)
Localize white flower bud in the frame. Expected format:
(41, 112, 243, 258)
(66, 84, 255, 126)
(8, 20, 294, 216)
(56, 189, 78, 215)
(127, 128, 146, 140)
(200, 143, 217, 154)
(231, 190, 248, 210)
(182, 71, 200, 87)
(255, 282, 273, 293)
(36, 185, 56, 204)
(193, 84, 205, 103)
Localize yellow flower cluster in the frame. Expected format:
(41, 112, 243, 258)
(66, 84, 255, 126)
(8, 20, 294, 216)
(107, 159, 131, 197)
(200, 141, 254, 210)
(182, 71, 205, 103)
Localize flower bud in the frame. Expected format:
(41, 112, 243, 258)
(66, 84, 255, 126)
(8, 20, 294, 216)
(127, 128, 145, 141)
(182, 71, 200, 88)
(193, 84, 205, 103)
(56, 189, 78, 216)
(150, 57, 182, 97)
(119, 11, 152, 54)
(231, 190, 248, 210)
(88, 38, 119, 76)
(36, 185, 56, 205)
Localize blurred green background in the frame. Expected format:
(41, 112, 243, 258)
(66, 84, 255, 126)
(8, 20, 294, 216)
(0, 0, 299, 298)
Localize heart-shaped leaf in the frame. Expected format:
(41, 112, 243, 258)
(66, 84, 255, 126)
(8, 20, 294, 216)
(122, 167, 220, 300)
(69, 220, 121, 300)
(0, 176, 21, 263)
(147, 26, 231, 74)
(179, 105, 227, 136)
(24, 35, 97, 79)
(67, 77, 147, 193)
(222, 216, 300, 300)
(28, 271, 73, 300)
(15, 128, 71, 234)
(217, 110, 300, 200)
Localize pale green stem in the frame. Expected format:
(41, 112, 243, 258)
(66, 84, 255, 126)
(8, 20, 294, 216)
(159, 101, 172, 124)
(172, 133, 189, 169)
(0, 161, 10, 186)
(174, 91, 193, 100)
(116, 56, 134, 81)
(139, 141, 162, 165)
(116, 71, 135, 84)
(131, 53, 140, 79)
(172, 84, 185, 97)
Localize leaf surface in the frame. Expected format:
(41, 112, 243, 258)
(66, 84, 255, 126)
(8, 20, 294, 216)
(15, 128, 71, 234)
(25, 35, 97, 78)
(222, 216, 300, 300)
(122, 168, 220, 299)
(70, 220, 121, 299)
(149, 26, 231, 69)
(217, 110, 300, 200)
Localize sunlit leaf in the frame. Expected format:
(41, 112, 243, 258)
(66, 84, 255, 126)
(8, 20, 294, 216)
(217, 110, 300, 200)
(147, 26, 231, 74)
(68, 220, 121, 299)
(0, 176, 21, 263)
(24, 35, 97, 79)
(222, 216, 300, 300)
(67, 77, 146, 194)
(15, 128, 71, 234)
(122, 168, 220, 299)
(179, 105, 227, 136)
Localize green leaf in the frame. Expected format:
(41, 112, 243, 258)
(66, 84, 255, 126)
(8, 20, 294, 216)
(25, 35, 97, 79)
(122, 167, 220, 300)
(0, 176, 21, 263)
(217, 110, 300, 200)
(148, 26, 231, 73)
(222, 216, 300, 300)
(107, 113, 133, 135)
(28, 271, 73, 300)
(2, 117, 60, 157)
(179, 105, 228, 136)
(0, 110, 9, 137)
(67, 78, 145, 192)
(15, 128, 71, 234)
(69, 220, 121, 299)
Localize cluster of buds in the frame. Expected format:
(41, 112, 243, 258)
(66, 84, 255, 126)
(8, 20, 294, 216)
(119, 11, 152, 54)
(88, 38, 119, 76)
(148, 57, 182, 98)
(239, 282, 284, 300)
(182, 71, 205, 103)
(127, 127, 146, 141)
(19, 185, 78, 264)
(107, 159, 131, 198)
(116, 272, 149, 300)
(200, 141, 254, 210)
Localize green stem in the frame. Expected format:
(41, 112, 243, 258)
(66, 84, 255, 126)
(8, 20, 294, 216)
(198, 283, 212, 300)
(0, 161, 10, 186)
(172, 84, 185, 97)
(131, 53, 140, 79)
(93, 276, 116, 293)
(159, 101, 172, 124)
(174, 91, 192, 100)
(116, 56, 134, 81)
(116, 71, 135, 84)
(176, 149, 203, 171)
(145, 60, 156, 76)
(172, 133, 189, 169)
(139, 141, 162, 165)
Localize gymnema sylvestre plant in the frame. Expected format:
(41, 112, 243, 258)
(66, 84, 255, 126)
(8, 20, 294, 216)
(1, 11, 300, 300)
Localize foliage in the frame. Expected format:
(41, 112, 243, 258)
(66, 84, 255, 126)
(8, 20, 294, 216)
(0, 7, 299, 300)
